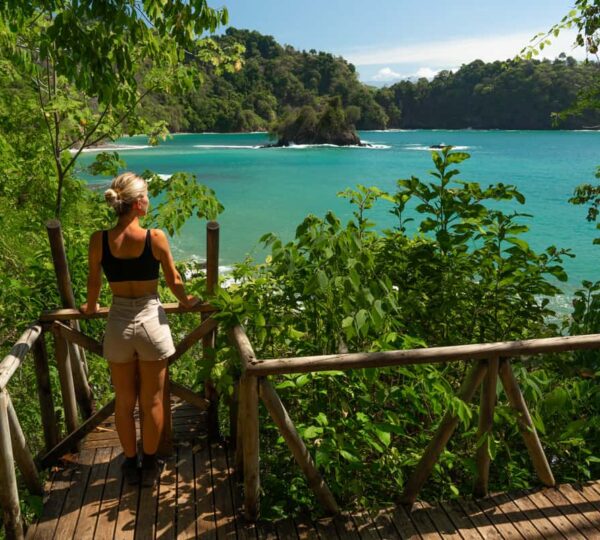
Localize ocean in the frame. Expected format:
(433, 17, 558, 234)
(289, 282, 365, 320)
(79, 130, 600, 295)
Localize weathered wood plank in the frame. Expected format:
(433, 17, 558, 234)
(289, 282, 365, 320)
(73, 447, 112, 540)
(176, 443, 197, 539)
(28, 465, 75, 540)
(276, 518, 299, 540)
(438, 501, 483, 540)
(487, 492, 540, 540)
(350, 510, 380, 540)
(508, 490, 566, 539)
(314, 517, 340, 539)
(473, 496, 524, 539)
(210, 442, 238, 538)
(541, 487, 600, 537)
(135, 462, 158, 540)
(408, 502, 443, 539)
(388, 506, 421, 540)
(0, 324, 42, 390)
(114, 453, 140, 540)
(193, 440, 218, 540)
(416, 501, 462, 539)
(52, 448, 95, 539)
(293, 517, 320, 540)
(245, 333, 600, 376)
(155, 454, 177, 540)
(455, 498, 501, 540)
(526, 489, 586, 539)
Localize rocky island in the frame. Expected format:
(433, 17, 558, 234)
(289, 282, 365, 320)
(266, 96, 363, 147)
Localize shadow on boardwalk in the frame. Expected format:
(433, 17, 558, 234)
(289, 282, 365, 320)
(25, 401, 600, 539)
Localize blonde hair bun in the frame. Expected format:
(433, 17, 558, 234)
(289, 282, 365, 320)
(105, 172, 147, 216)
(104, 188, 120, 205)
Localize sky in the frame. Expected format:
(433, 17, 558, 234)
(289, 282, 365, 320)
(218, 0, 586, 85)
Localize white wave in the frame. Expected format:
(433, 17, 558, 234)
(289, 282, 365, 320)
(71, 144, 152, 153)
(404, 144, 472, 151)
(271, 142, 391, 150)
(193, 144, 261, 149)
(156, 174, 172, 181)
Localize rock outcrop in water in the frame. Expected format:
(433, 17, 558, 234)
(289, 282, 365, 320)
(268, 96, 363, 147)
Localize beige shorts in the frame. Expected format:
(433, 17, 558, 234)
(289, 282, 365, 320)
(103, 295, 176, 363)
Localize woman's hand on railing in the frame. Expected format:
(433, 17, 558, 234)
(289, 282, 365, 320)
(179, 295, 201, 309)
(79, 302, 100, 315)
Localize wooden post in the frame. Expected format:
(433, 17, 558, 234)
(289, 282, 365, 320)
(241, 375, 259, 521)
(473, 356, 499, 497)
(400, 359, 488, 505)
(498, 358, 555, 487)
(46, 219, 94, 419)
(6, 393, 43, 495)
(204, 221, 219, 438)
(235, 380, 245, 477)
(260, 379, 339, 515)
(33, 332, 60, 452)
(53, 327, 79, 436)
(0, 390, 24, 540)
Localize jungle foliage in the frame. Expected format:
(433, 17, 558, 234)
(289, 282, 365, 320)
(143, 28, 600, 132)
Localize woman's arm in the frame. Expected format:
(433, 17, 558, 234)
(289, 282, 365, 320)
(81, 231, 103, 314)
(152, 229, 200, 308)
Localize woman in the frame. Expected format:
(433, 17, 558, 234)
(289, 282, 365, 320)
(81, 172, 199, 486)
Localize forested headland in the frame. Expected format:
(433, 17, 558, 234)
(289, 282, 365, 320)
(143, 28, 600, 133)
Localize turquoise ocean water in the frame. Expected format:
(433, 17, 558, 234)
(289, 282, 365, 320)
(79, 130, 600, 295)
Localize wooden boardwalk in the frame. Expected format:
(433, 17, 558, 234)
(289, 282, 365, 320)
(25, 400, 600, 539)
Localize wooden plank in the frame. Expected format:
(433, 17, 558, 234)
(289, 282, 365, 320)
(244, 333, 600, 376)
(542, 487, 600, 536)
(169, 317, 218, 366)
(40, 302, 217, 322)
(241, 375, 260, 521)
(438, 501, 483, 540)
(487, 492, 539, 539)
(39, 399, 116, 468)
(388, 506, 421, 539)
(134, 462, 159, 540)
(28, 466, 74, 540)
(114, 452, 140, 540)
(155, 454, 177, 540)
(332, 513, 360, 539)
(408, 502, 443, 539)
(73, 447, 112, 540)
(53, 321, 103, 356)
(508, 490, 566, 539)
(314, 517, 340, 539)
(526, 489, 585, 539)
(210, 442, 238, 538)
(473, 496, 524, 539)
(193, 440, 217, 540)
(277, 518, 299, 540)
(176, 443, 197, 539)
(294, 517, 320, 540)
(94, 450, 123, 540)
(372, 508, 403, 540)
(170, 382, 210, 411)
(0, 324, 42, 389)
(227, 443, 257, 540)
(415, 501, 462, 540)
(52, 448, 95, 539)
(455, 499, 501, 539)
(256, 521, 278, 540)
(576, 482, 600, 513)
(350, 510, 380, 540)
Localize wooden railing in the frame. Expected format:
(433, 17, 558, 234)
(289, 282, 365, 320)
(228, 327, 600, 521)
(0, 221, 221, 540)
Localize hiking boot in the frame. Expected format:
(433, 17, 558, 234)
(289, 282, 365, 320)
(121, 455, 140, 485)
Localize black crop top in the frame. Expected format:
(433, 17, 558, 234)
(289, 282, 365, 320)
(101, 230, 160, 282)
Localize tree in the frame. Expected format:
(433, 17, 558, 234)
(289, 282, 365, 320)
(0, 1, 241, 217)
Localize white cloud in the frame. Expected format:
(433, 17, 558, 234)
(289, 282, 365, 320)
(345, 29, 584, 68)
(372, 67, 403, 81)
(415, 67, 439, 79)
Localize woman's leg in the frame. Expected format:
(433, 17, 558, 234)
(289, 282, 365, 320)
(138, 358, 167, 455)
(109, 360, 138, 458)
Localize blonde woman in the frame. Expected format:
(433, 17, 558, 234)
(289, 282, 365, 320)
(81, 172, 199, 486)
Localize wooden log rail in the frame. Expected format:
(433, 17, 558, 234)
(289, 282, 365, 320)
(0, 221, 221, 540)
(228, 326, 600, 522)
